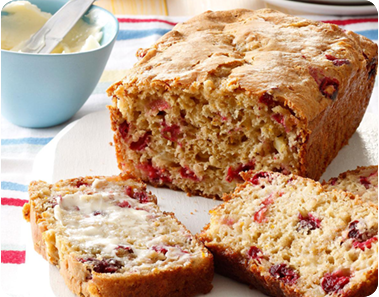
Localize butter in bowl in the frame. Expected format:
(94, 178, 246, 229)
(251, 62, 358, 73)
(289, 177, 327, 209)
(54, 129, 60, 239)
(1, 0, 119, 128)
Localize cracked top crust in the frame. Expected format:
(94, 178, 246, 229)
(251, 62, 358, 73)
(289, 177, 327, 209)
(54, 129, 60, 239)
(109, 9, 377, 123)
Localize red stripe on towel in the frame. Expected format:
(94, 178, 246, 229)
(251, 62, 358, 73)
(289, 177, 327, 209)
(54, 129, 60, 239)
(1, 198, 28, 207)
(322, 18, 378, 26)
(1, 250, 26, 264)
(117, 18, 177, 26)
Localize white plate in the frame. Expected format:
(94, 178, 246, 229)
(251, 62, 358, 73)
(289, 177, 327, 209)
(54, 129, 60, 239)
(297, 0, 371, 4)
(26, 109, 377, 297)
(264, 0, 378, 15)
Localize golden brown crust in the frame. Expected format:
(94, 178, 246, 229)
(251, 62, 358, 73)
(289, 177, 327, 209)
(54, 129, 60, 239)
(108, 9, 376, 123)
(59, 255, 213, 297)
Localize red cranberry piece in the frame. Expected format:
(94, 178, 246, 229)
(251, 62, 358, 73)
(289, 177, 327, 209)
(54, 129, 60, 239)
(353, 236, 378, 251)
(247, 246, 263, 263)
(226, 161, 255, 182)
(319, 77, 339, 100)
(253, 206, 267, 223)
(253, 195, 274, 223)
(269, 264, 299, 285)
(93, 211, 103, 216)
(221, 217, 235, 226)
(125, 186, 134, 197)
(272, 113, 284, 125)
(119, 122, 130, 139)
(115, 245, 134, 257)
(117, 200, 131, 208)
(79, 258, 122, 274)
(325, 54, 350, 66)
(258, 92, 274, 107)
(137, 161, 171, 184)
(124, 186, 150, 204)
(150, 99, 170, 112)
(348, 220, 365, 241)
(137, 48, 147, 59)
(76, 180, 89, 187)
(115, 245, 133, 253)
(133, 191, 150, 204)
(329, 177, 338, 186)
(180, 166, 200, 181)
(348, 220, 377, 250)
(79, 257, 96, 263)
(321, 270, 350, 294)
(297, 213, 321, 232)
(249, 172, 271, 185)
(254, 206, 269, 223)
(309, 67, 323, 85)
(93, 259, 122, 273)
(130, 132, 150, 151)
(271, 114, 292, 132)
(262, 195, 274, 205)
(359, 176, 371, 189)
(161, 121, 181, 142)
(152, 246, 168, 255)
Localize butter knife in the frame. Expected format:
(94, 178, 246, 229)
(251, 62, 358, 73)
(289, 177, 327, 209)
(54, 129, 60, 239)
(20, 0, 95, 54)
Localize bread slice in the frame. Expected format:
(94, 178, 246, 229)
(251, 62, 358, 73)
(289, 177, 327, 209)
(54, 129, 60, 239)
(323, 165, 378, 205)
(107, 8, 377, 198)
(198, 171, 378, 297)
(22, 174, 213, 297)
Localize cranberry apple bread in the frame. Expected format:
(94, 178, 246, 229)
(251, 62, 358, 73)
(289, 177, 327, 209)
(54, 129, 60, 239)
(198, 171, 378, 297)
(323, 165, 378, 205)
(107, 8, 378, 198)
(22, 175, 213, 297)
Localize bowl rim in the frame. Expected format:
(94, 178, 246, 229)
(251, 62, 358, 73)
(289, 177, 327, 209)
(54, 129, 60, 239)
(1, 3, 119, 56)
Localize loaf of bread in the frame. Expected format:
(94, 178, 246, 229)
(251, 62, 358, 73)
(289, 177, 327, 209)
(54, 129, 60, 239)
(107, 8, 378, 198)
(22, 174, 213, 297)
(323, 165, 378, 205)
(198, 171, 378, 297)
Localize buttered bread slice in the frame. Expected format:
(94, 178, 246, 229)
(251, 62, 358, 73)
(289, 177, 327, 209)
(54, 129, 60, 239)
(23, 174, 213, 297)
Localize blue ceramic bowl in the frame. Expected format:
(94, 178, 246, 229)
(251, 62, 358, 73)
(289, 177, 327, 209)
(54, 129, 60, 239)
(1, 0, 119, 128)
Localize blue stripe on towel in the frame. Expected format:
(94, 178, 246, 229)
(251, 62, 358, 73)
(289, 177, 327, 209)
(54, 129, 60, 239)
(355, 29, 378, 40)
(1, 137, 53, 145)
(1, 182, 28, 192)
(117, 28, 171, 40)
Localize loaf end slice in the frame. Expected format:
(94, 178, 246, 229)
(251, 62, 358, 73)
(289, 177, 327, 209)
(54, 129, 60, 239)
(23, 174, 213, 297)
(323, 165, 378, 205)
(198, 171, 378, 297)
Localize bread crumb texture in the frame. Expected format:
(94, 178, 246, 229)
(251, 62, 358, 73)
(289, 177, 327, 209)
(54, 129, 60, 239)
(199, 171, 378, 297)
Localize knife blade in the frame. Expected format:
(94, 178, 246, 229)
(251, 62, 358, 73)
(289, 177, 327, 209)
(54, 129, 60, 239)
(20, 0, 95, 54)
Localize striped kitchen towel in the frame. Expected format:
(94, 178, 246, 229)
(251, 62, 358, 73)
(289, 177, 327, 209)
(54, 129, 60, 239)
(1, 14, 377, 297)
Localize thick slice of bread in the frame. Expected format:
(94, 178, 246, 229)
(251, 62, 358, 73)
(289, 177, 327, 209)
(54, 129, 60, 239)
(323, 165, 378, 205)
(23, 174, 213, 297)
(198, 171, 377, 297)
